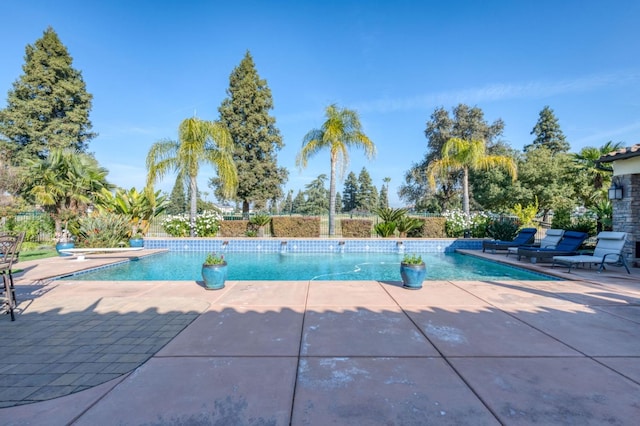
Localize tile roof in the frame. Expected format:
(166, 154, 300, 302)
(597, 144, 640, 163)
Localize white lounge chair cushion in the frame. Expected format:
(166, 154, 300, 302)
(539, 229, 564, 249)
(553, 231, 627, 266)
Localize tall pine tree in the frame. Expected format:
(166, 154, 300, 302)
(282, 189, 294, 214)
(342, 171, 358, 212)
(292, 190, 306, 214)
(166, 176, 187, 215)
(356, 168, 378, 212)
(0, 27, 96, 164)
(525, 106, 569, 154)
(379, 177, 390, 209)
(215, 51, 288, 215)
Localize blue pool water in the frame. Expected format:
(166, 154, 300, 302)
(64, 252, 553, 281)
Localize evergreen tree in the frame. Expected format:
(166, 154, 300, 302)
(301, 174, 329, 215)
(282, 190, 293, 214)
(292, 190, 306, 214)
(342, 171, 358, 212)
(525, 106, 569, 154)
(356, 168, 378, 212)
(166, 176, 187, 215)
(335, 192, 343, 213)
(0, 27, 96, 164)
(379, 177, 390, 209)
(216, 51, 288, 216)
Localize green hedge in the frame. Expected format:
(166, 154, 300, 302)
(219, 220, 249, 237)
(408, 217, 447, 238)
(341, 219, 373, 238)
(271, 216, 320, 237)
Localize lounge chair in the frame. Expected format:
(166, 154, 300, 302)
(507, 229, 564, 257)
(516, 231, 589, 264)
(482, 227, 537, 253)
(552, 231, 630, 274)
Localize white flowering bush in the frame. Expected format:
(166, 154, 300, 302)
(442, 210, 492, 238)
(162, 210, 223, 237)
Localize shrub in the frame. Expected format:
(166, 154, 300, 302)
(486, 217, 520, 241)
(551, 207, 572, 230)
(511, 198, 539, 227)
(443, 210, 491, 238)
(162, 211, 222, 237)
(408, 217, 447, 238)
(219, 220, 249, 237)
(341, 219, 372, 238)
(13, 214, 54, 243)
(567, 215, 597, 236)
(77, 212, 130, 248)
(271, 216, 320, 237)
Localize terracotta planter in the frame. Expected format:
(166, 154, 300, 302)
(400, 262, 426, 289)
(201, 262, 227, 290)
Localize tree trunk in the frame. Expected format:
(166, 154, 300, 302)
(242, 200, 250, 220)
(462, 167, 470, 215)
(189, 175, 198, 237)
(328, 154, 337, 236)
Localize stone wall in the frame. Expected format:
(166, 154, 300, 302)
(612, 173, 640, 262)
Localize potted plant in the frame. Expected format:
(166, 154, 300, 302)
(201, 252, 227, 290)
(54, 228, 75, 256)
(400, 253, 426, 289)
(129, 232, 144, 248)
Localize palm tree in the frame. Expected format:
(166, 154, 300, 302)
(573, 141, 623, 190)
(296, 104, 376, 235)
(427, 137, 517, 215)
(146, 117, 237, 237)
(23, 148, 112, 234)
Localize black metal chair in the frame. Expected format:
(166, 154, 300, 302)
(0, 234, 21, 321)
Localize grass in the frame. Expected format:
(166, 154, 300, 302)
(19, 248, 58, 261)
(18, 241, 58, 261)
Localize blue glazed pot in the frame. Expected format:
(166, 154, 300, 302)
(400, 262, 426, 289)
(56, 242, 75, 257)
(202, 262, 227, 290)
(129, 238, 144, 248)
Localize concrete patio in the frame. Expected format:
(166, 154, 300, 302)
(1, 250, 639, 425)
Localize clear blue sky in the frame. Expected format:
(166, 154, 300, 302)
(2, 1, 639, 207)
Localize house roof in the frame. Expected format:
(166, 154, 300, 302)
(597, 144, 640, 163)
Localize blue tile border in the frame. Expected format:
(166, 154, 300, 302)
(144, 238, 484, 253)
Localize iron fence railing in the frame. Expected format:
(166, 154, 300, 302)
(0, 210, 556, 242)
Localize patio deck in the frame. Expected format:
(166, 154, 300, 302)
(1, 249, 639, 425)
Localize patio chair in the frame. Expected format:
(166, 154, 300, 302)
(507, 228, 564, 257)
(516, 231, 589, 264)
(552, 231, 630, 274)
(482, 227, 537, 253)
(0, 235, 20, 321)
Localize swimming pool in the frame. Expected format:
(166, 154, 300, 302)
(64, 252, 554, 281)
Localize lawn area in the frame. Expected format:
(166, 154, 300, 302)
(19, 247, 58, 262)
